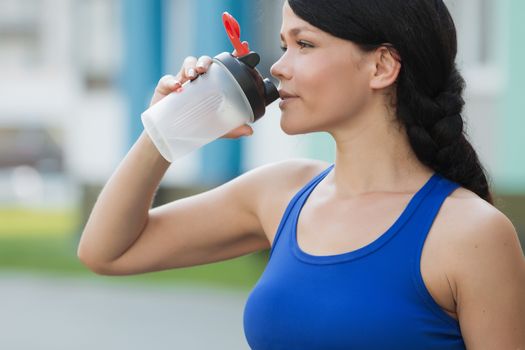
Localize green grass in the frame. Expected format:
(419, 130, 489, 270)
(0, 208, 269, 291)
(0, 208, 78, 237)
(0, 234, 268, 291)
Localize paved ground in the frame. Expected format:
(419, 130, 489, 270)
(0, 271, 251, 350)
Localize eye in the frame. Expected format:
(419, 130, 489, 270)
(297, 40, 313, 49)
(279, 40, 314, 52)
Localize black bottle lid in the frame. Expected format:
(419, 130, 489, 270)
(214, 51, 279, 122)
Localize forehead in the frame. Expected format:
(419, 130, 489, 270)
(280, 1, 319, 36)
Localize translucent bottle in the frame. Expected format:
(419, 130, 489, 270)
(141, 51, 278, 162)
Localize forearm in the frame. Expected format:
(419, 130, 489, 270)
(77, 131, 170, 266)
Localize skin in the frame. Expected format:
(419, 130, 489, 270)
(78, 1, 525, 348)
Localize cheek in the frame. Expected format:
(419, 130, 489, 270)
(296, 68, 323, 100)
(296, 61, 337, 108)
(306, 69, 370, 120)
(279, 55, 371, 133)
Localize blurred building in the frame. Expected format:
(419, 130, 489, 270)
(0, 0, 523, 231)
(0, 0, 125, 208)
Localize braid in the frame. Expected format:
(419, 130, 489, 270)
(396, 64, 494, 204)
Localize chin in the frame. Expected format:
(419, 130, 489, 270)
(281, 128, 304, 136)
(280, 117, 319, 136)
(280, 115, 301, 135)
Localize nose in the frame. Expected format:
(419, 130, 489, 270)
(270, 54, 292, 82)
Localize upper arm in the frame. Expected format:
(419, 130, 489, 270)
(453, 207, 525, 349)
(95, 159, 322, 276)
(96, 163, 280, 275)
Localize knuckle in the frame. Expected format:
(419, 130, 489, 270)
(159, 74, 174, 84)
(197, 56, 212, 67)
(183, 56, 197, 65)
(154, 85, 168, 94)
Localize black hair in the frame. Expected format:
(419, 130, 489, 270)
(287, 0, 494, 204)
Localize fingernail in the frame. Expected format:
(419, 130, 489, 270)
(196, 62, 205, 69)
(187, 68, 196, 78)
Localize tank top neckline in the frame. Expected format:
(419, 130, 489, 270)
(291, 165, 442, 265)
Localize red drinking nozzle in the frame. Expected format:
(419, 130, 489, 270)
(222, 12, 250, 57)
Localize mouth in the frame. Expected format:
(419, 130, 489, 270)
(278, 90, 299, 100)
(278, 95, 298, 109)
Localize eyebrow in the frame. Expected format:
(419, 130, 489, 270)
(279, 26, 316, 41)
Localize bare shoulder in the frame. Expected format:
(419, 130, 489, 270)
(241, 157, 332, 244)
(439, 188, 525, 347)
(243, 157, 332, 213)
(246, 157, 331, 191)
(437, 185, 524, 291)
(441, 187, 520, 248)
(435, 186, 521, 257)
(225, 157, 331, 223)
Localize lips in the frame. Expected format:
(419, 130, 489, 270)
(278, 90, 298, 99)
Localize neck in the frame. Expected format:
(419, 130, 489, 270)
(326, 105, 434, 198)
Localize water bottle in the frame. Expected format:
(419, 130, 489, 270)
(141, 12, 279, 162)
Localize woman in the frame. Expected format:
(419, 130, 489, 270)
(78, 0, 525, 349)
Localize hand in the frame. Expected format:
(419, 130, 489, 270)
(149, 44, 254, 139)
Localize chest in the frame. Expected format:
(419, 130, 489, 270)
(260, 190, 459, 321)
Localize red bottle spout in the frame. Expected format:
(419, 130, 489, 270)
(222, 12, 250, 57)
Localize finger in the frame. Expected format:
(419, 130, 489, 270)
(222, 124, 254, 139)
(195, 55, 213, 74)
(242, 124, 254, 136)
(155, 74, 181, 96)
(179, 56, 198, 81)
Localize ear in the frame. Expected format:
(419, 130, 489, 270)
(369, 46, 401, 90)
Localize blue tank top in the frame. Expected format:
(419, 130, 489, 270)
(243, 164, 465, 349)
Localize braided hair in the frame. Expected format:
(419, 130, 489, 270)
(287, 0, 494, 204)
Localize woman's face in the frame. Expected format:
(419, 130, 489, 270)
(271, 1, 376, 135)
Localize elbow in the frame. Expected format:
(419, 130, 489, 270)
(77, 249, 130, 276)
(77, 253, 111, 276)
(76, 230, 111, 275)
(77, 246, 115, 276)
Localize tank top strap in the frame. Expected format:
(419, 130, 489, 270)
(268, 163, 335, 259)
(409, 174, 462, 326)
(412, 174, 461, 255)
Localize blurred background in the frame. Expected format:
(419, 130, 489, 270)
(0, 0, 523, 349)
